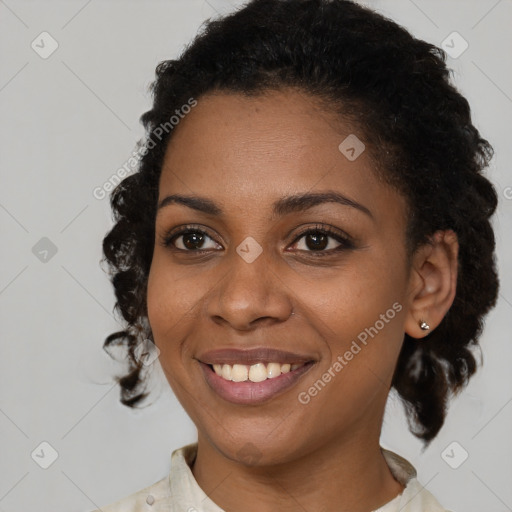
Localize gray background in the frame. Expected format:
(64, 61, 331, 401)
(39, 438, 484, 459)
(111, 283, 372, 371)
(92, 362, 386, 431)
(0, 1, 511, 511)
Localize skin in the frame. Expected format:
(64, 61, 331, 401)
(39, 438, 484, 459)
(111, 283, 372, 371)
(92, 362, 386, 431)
(146, 89, 459, 512)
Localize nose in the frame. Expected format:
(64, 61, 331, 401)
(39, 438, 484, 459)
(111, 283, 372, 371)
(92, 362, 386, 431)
(206, 248, 293, 331)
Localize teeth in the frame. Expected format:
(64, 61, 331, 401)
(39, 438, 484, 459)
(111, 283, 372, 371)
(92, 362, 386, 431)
(221, 364, 232, 380)
(248, 363, 267, 382)
(266, 362, 281, 379)
(210, 362, 306, 382)
(231, 364, 248, 382)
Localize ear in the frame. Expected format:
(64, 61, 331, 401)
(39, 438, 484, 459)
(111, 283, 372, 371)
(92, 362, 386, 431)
(404, 230, 459, 339)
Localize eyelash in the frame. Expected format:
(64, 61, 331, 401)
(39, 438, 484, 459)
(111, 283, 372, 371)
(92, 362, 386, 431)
(159, 223, 355, 256)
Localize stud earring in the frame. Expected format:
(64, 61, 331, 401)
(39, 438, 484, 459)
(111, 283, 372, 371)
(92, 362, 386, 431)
(419, 320, 430, 331)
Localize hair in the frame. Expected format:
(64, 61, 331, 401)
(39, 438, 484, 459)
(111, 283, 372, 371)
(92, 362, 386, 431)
(101, 0, 499, 445)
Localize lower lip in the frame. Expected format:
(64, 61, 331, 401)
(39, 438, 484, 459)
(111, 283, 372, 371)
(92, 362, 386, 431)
(199, 361, 315, 405)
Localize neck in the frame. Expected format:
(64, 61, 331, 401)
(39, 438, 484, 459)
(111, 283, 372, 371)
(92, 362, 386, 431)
(191, 428, 405, 512)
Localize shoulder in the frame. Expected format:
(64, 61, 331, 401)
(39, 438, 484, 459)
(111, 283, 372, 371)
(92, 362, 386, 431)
(397, 476, 454, 512)
(380, 448, 452, 512)
(88, 443, 198, 512)
(89, 475, 171, 512)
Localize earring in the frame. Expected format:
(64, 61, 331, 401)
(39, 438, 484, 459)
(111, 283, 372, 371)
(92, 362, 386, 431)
(419, 320, 430, 331)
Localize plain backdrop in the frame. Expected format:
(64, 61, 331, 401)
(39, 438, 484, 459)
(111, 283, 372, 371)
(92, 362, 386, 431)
(0, 1, 511, 511)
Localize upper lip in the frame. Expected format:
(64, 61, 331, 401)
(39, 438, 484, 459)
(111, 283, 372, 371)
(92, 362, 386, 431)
(197, 348, 315, 366)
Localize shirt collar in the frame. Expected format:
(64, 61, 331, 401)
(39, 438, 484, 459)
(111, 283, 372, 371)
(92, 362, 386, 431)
(168, 443, 447, 512)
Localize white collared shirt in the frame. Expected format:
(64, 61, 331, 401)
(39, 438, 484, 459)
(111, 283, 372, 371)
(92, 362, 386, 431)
(92, 443, 451, 512)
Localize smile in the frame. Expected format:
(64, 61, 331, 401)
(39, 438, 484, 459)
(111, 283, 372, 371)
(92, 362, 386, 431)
(211, 362, 305, 382)
(199, 360, 315, 405)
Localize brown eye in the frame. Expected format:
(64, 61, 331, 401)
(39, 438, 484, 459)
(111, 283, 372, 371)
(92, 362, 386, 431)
(180, 232, 207, 250)
(291, 227, 354, 254)
(162, 228, 221, 251)
(302, 232, 330, 251)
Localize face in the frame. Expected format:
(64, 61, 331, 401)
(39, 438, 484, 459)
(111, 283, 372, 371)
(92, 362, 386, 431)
(147, 89, 413, 465)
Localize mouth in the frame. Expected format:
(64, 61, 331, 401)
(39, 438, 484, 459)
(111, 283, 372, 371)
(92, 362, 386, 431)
(198, 357, 316, 405)
(209, 361, 307, 382)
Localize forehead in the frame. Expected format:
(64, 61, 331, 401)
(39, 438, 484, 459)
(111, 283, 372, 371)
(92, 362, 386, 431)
(158, 90, 405, 224)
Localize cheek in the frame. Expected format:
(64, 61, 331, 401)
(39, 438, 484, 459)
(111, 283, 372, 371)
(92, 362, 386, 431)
(146, 257, 205, 404)
(147, 253, 207, 338)
(299, 255, 406, 386)
(147, 257, 192, 371)
(300, 258, 401, 331)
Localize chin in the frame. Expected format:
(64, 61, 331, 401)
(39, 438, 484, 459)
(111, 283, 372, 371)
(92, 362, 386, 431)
(208, 429, 308, 468)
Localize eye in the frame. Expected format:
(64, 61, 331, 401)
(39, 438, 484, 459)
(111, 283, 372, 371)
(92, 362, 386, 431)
(289, 224, 354, 254)
(160, 225, 222, 252)
(160, 223, 355, 255)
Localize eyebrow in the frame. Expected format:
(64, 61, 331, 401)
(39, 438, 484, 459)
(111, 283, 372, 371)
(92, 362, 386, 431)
(157, 191, 373, 219)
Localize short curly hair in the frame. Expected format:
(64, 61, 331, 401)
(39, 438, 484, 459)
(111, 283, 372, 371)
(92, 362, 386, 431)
(102, 0, 499, 444)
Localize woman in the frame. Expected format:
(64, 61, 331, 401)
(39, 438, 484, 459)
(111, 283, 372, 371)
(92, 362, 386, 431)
(96, 0, 499, 510)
